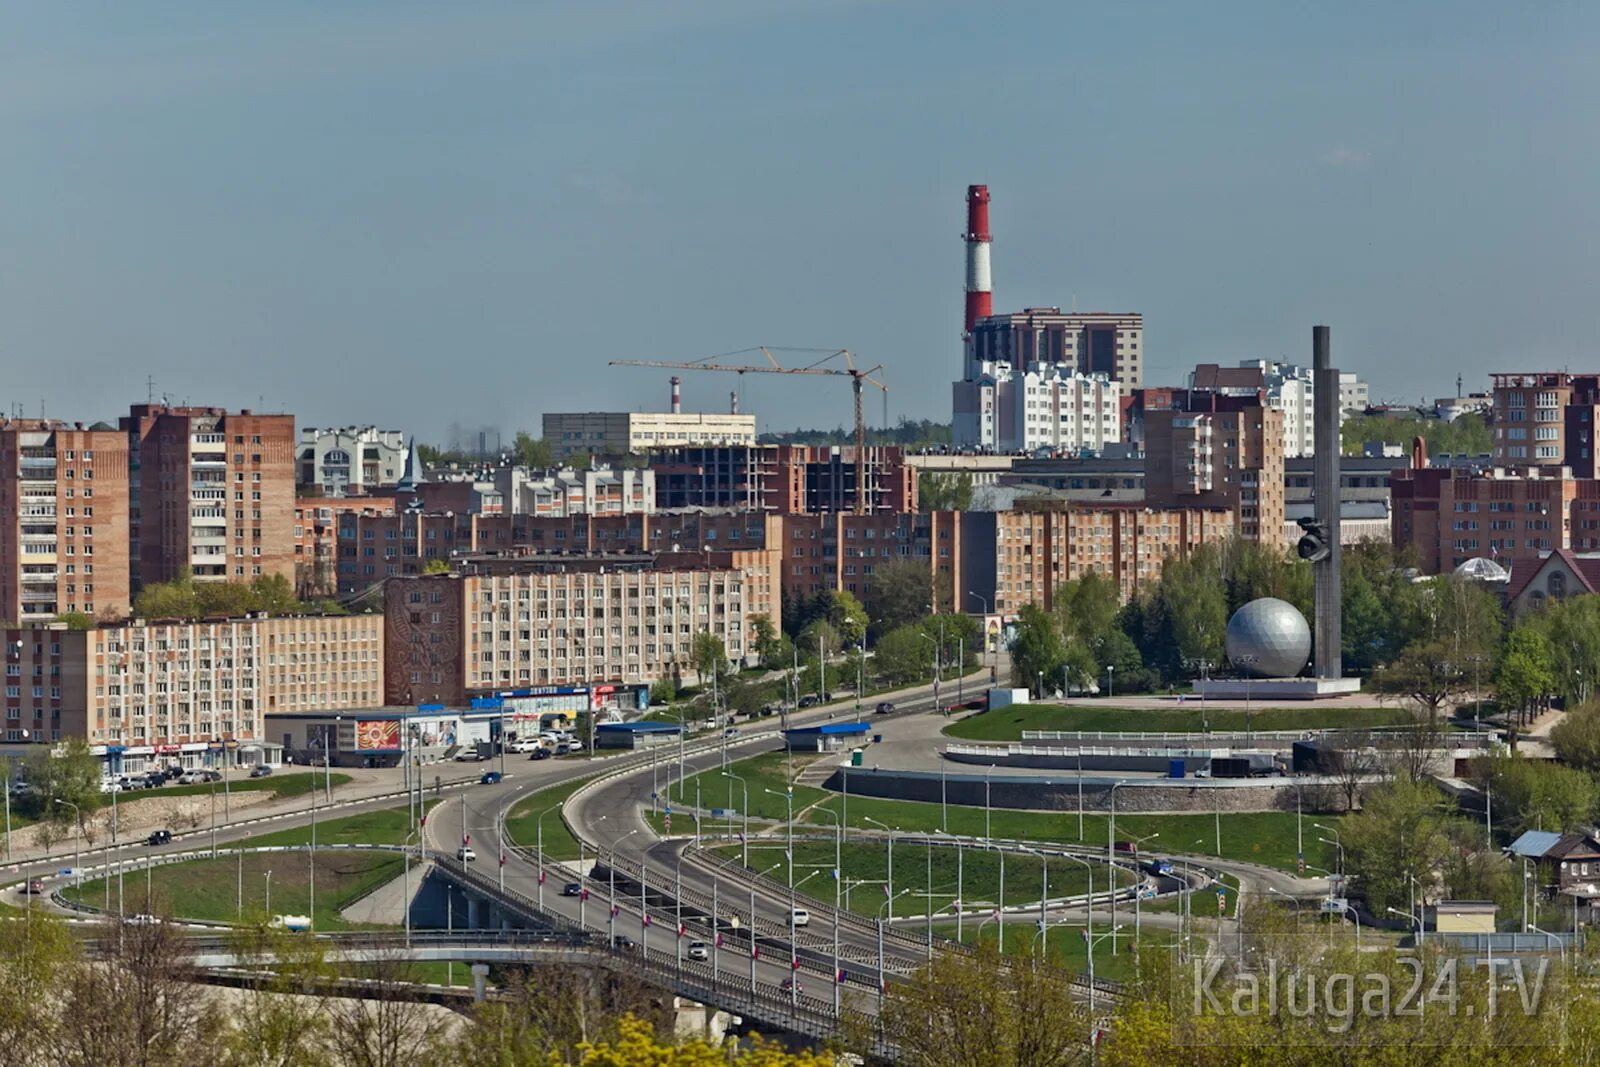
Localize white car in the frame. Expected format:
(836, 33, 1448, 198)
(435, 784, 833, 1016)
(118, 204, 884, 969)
(686, 940, 710, 961)
(99, 779, 122, 794)
(791, 908, 811, 928)
(456, 846, 477, 862)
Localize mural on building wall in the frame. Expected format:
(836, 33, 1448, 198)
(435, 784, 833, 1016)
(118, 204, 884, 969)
(355, 720, 401, 750)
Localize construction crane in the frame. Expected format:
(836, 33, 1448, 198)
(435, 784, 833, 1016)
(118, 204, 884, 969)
(609, 347, 887, 514)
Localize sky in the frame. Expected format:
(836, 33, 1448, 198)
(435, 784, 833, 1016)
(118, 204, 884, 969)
(3, 1, 1598, 445)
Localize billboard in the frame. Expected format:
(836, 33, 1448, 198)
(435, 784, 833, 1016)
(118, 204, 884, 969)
(355, 720, 401, 751)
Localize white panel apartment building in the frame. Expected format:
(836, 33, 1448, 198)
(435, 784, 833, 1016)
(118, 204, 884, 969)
(493, 465, 656, 516)
(952, 368, 1123, 453)
(1189, 361, 1370, 459)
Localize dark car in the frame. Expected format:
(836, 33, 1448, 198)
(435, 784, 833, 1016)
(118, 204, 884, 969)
(248, 764, 273, 779)
(146, 829, 172, 846)
(612, 934, 637, 952)
(480, 771, 503, 785)
(798, 696, 819, 709)
(562, 882, 583, 897)
(530, 748, 551, 761)
(23, 878, 44, 895)
(759, 704, 777, 717)
(875, 701, 895, 714)
(1113, 840, 1140, 854)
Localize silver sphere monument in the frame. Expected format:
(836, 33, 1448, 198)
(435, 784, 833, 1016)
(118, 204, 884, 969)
(1224, 597, 1311, 678)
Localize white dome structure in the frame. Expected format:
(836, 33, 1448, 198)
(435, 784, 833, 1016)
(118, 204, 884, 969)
(1454, 557, 1510, 584)
(1225, 597, 1312, 678)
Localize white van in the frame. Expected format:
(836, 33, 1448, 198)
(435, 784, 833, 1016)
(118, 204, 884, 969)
(791, 908, 811, 928)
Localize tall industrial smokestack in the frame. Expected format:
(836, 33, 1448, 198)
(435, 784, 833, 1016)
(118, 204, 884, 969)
(670, 376, 682, 414)
(963, 184, 993, 337)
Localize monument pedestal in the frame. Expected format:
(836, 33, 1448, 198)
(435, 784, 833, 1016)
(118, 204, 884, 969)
(1193, 677, 1362, 701)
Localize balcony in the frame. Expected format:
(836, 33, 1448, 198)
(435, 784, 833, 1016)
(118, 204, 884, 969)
(20, 570, 57, 584)
(20, 590, 57, 605)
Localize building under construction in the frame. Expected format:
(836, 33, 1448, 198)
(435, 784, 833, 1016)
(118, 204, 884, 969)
(650, 444, 916, 514)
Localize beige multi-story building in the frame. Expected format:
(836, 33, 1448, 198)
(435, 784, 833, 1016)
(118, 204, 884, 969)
(543, 411, 757, 459)
(2, 613, 382, 761)
(964, 309, 1144, 386)
(0, 420, 132, 621)
(962, 506, 1230, 612)
(121, 405, 297, 589)
(383, 563, 751, 705)
(1490, 373, 1600, 476)
(297, 426, 408, 494)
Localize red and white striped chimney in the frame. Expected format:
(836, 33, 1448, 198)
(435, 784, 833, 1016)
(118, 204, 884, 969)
(963, 184, 992, 337)
(670, 376, 682, 414)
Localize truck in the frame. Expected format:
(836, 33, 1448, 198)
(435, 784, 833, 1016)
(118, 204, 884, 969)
(986, 688, 1031, 711)
(269, 914, 312, 932)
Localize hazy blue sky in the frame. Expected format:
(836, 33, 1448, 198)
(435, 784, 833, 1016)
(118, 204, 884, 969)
(3, 1, 1597, 443)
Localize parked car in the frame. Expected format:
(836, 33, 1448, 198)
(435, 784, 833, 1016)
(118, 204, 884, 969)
(199, 769, 222, 783)
(530, 748, 551, 761)
(759, 704, 778, 717)
(554, 743, 572, 756)
(176, 771, 203, 785)
(798, 696, 819, 709)
(249, 764, 273, 779)
(686, 940, 710, 961)
(480, 771, 503, 785)
(875, 701, 895, 714)
(146, 830, 172, 846)
(99, 779, 122, 794)
(456, 846, 477, 862)
(562, 882, 583, 897)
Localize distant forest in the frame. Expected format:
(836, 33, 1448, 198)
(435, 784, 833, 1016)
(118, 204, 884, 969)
(758, 417, 953, 449)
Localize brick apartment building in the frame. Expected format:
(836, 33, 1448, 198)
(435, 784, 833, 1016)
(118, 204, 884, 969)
(777, 511, 963, 610)
(0, 420, 132, 621)
(383, 562, 751, 704)
(1390, 461, 1594, 574)
(121, 405, 297, 590)
(1143, 394, 1285, 543)
(961, 505, 1231, 612)
(2, 613, 382, 761)
(1490, 372, 1600, 476)
(650, 445, 917, 514)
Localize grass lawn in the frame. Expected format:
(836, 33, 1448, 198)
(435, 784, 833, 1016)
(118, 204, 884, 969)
(62, 850, 405, 930)
(944, 703, 1413, 742)
(712, 840, 1132, 918)
(141, 772, 353, 803)
(933, 920, 1172, 984)
(665, 751, 830, 822)
(804, 791, 1329, 874)
(504, 777, 595, 860)
(246, 800, 439, 849)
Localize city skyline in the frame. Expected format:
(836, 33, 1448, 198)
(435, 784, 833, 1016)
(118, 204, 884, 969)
(3, 3, 1597, 439)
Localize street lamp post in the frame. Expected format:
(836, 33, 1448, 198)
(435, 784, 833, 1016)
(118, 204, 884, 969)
(864, 817, 897, 921)
(1106, 781, 1128, 953)
(1107, 665, 1115, 700)
(722, 771, 750, 867)
(264, 869, 273, 918)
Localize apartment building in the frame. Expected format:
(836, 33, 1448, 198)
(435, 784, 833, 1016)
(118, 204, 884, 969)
(952, 368, 1122, 453)
(1143, 395, 1285, 543)
(121, 405, 296, 589)
(961, 506, 1230, 612)
(1188, 361, 1370, 459)
(333, 508, 783, 595)
(1490, 373, 1600, 476)
(0, 420, 131, 621)
(777, 511, 963, 611)
(297, 426, 408, 494)
(1390, 461, 1595, 574)
(2, 612, 383, 757)
(651, 445, 916, 514)
(295, 496, 396, 599)
(543, 411, 757, 459)
(964, 309, 1144, 386)
(382, 563, 750, 704)
(493, 464, 655, 516)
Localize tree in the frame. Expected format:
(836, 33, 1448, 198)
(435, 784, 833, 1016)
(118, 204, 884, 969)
(690, 631, 728, 683)
(217, 923, 334, 1067)
(1343, 777, 1458, 913)
(1551, 702, 1600, 771)
(918, 471, 973, 512)
(874, 625, 932, 686)
(1326, 731, 1385, 811)
(1495, 627, 1555, 726)
(828, 589, 870, 647)
(1473, 751, 1599, 835)
(1053, 572, 1120, 651)
(421, 558, 451, 575)
(511, 430, 555, 469)
(322, 951, 451, 1067)
(749, 613, 784, 667)
(1009, 604, 1066, 699)
(21, 737, 104, 822)
(0, 913, 79, 1065)
(878, 943, 1090, 1067)
(797, 618, 841, 660)
(865, 559, 934, 636)
(57, 611, 95, 631)
(1374, 637, 1472, 717)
